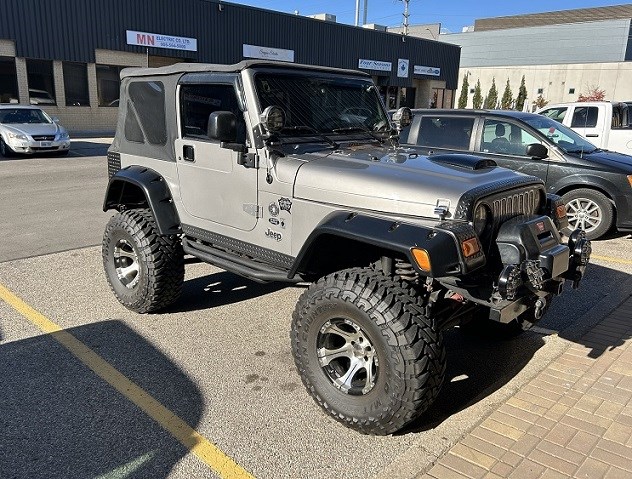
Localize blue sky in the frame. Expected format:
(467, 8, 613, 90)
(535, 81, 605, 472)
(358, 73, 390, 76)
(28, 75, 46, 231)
(230, 1, 626, 33)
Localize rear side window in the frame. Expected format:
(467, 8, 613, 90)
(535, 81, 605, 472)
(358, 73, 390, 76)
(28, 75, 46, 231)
(415, 116, 474, 150)
(571, 107, 598, 128)
(126, 81, 167, 145)
(180, 84, 245, 142)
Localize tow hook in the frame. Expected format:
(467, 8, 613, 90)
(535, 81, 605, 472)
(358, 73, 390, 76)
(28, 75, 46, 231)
(534, 296, 548, 320)
(566, 229, 592, 289)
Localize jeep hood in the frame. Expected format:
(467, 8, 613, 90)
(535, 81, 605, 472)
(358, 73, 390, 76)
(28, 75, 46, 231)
(291, 145, 531, 218)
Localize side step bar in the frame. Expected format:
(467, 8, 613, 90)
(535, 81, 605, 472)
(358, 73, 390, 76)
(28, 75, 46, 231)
(182, 237, 303, 284)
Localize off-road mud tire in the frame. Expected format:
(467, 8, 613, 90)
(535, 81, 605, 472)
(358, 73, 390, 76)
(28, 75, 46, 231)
(291, 267, 446, 435)
(102, 208, 184, 313)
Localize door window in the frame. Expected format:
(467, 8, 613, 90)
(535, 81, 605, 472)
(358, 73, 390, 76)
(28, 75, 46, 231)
(571, 107, 598, 128)
(180, 84, 245, 143)
(481, 119, 541, 156)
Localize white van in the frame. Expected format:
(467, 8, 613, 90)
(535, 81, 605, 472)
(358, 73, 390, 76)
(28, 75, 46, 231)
(537, 101, 632, 155)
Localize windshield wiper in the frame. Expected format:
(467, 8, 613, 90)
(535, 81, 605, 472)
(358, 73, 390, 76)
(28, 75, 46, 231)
(331, 126, 384, 143)
(280, 125, 339, 149)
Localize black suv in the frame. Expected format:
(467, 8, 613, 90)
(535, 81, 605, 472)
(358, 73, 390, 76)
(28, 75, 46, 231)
(398, 109, 632, 240)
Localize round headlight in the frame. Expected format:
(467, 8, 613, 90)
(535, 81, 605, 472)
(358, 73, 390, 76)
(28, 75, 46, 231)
(259, 106, 285, 133)
(473, 204, 490, 236)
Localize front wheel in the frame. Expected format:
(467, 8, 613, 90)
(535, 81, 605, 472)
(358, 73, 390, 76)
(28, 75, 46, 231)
(291, 268, 446, 435)
(562, 188, 613, 240)
(0, 138, 15, 158)
(102, 209, 184, 313)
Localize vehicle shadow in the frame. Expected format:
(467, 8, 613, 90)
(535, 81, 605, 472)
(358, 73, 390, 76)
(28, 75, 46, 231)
(167, 269, 292, 313)
(400, 262, 631, 434)
(0, 320, 204, 479)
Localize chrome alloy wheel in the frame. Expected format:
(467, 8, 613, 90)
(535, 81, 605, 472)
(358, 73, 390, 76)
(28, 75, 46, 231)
(113, 238, 140, 289)
(566, 197, 602, 234)
(317, 318, 378, 395)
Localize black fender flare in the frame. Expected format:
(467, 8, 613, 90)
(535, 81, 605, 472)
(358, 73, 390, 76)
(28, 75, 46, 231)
(103, 166, 181, 235)
(289, 212, 482, 278)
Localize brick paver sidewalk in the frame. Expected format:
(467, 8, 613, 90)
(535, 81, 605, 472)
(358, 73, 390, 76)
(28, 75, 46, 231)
(420, 297, 632, 479)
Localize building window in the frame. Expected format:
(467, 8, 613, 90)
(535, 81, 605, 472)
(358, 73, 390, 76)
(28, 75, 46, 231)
(537, 88, 544, 94)
(96, 64, 123, 107)
(63, 62, 89, 106)
(568, 88, 575, 94)
(0, 56, 18, 103)
(26, 59, 56, 105)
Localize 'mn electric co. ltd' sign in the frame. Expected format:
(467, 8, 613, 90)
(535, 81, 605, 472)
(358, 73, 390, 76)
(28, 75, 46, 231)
(126, 30, 198, 52)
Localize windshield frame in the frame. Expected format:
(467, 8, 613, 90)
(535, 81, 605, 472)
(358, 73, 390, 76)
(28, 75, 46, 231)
(523, 114, 598, 154)
(251, 69, 391, 143)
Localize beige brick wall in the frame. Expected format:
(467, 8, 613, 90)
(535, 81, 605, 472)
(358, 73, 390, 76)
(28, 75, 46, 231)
(0, 39, 16, 56)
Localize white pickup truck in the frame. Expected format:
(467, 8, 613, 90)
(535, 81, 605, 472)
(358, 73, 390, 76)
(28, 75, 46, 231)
(537, 101, 632, 155)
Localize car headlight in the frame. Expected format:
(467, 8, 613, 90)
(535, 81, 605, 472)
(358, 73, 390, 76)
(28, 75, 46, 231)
(7, 132, 27, 140)
(472, 204, 490, 236)
(57, 131, 69, 140)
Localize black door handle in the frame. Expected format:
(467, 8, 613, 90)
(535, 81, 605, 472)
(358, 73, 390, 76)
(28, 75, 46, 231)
(586, 134, 599, 138)
(183, 145, 195, 161)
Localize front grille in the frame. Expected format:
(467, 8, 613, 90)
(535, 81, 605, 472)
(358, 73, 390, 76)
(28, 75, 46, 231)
(32, 135, 55, 141)
(107, 152, 121, 178)
(488, 187, 540, 227)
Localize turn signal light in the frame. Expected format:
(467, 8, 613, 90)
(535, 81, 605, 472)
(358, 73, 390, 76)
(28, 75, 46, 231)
(628, 175, 632, 188)
(555, 204, 567, 218)
(461, 237, 481, 258)
(411, 248, 432, 272)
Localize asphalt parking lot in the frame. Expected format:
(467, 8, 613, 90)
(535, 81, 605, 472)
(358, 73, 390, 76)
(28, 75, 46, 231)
(1, 143, 632, 478)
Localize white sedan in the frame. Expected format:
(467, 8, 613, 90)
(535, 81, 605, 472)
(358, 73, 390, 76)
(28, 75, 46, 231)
(0, 105, 71, 157)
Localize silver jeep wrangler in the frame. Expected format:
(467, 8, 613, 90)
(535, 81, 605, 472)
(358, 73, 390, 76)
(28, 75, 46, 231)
(103, 60, 590, 435)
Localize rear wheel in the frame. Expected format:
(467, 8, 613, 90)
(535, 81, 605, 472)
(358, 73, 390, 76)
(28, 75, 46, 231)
(562, 188, 613, 240)
(291, 267, 446, 435)
(102, 208, 184, 313)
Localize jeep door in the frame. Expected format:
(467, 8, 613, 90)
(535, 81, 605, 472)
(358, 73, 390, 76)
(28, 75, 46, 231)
(175, 77, 257, 231)
(475, 117, 551, 183)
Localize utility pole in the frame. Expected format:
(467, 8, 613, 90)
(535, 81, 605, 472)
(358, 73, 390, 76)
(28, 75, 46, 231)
(355, 0, 360, 26)
(400, 0, 410, 36)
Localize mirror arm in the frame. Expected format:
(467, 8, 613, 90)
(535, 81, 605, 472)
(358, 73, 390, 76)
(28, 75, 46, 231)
(220, 141, 246, 153)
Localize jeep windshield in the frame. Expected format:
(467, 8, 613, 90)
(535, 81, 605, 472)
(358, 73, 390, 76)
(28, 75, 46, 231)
(524, 115, 598, 155)
(254, 73, 390, 141)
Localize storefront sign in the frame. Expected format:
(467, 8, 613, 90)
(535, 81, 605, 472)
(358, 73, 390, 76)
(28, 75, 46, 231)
(397, 59, 409, 78)
(414, 65, 441, 76)
(243, 44, 295, 62)
(126, 30, 197, 52)
(358, 59, 392, 72)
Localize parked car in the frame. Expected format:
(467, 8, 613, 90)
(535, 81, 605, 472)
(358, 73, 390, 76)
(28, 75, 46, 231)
(397, 109, 632, 239)
(0, 105, 71, 157)
(536, 101, 632, 155)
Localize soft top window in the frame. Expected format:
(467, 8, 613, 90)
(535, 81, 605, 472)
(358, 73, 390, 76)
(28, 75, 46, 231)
(127, 81, 167, 145)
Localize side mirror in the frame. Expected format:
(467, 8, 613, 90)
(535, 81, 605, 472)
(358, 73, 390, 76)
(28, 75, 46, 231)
(526, 143, 548, 159)
(51, 116, 60, 123)
(208, 111, 237, 142)
(391, 107, 413, 131)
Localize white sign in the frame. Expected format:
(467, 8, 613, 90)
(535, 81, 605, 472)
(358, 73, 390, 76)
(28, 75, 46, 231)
(414, 65, 441, 77)
(243, 44, 295, 63)
(126, 30, 197, 52)
(397, 59, 409, 78)
(358, 58, 392, 72)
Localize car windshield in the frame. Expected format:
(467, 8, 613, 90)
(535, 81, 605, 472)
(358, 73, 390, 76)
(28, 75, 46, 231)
(0, 108, 52, 125)
(254, 73, 389, 139)
(524, 115, 598, 154)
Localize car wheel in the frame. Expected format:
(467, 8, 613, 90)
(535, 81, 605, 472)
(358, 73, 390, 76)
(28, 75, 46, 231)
(0, 138, 15, 158)
(291, 267, 446, 435)
(102, 208, 184, 313)
(562, 188, 613, 240)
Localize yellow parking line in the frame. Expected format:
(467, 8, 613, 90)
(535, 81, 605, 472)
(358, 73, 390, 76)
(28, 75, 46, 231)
(591, 254, 632, 266)
(0, 283, 255, 479)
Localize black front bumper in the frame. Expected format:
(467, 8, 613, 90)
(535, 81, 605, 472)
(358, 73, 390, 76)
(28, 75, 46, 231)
(488, 216, 591, 323)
